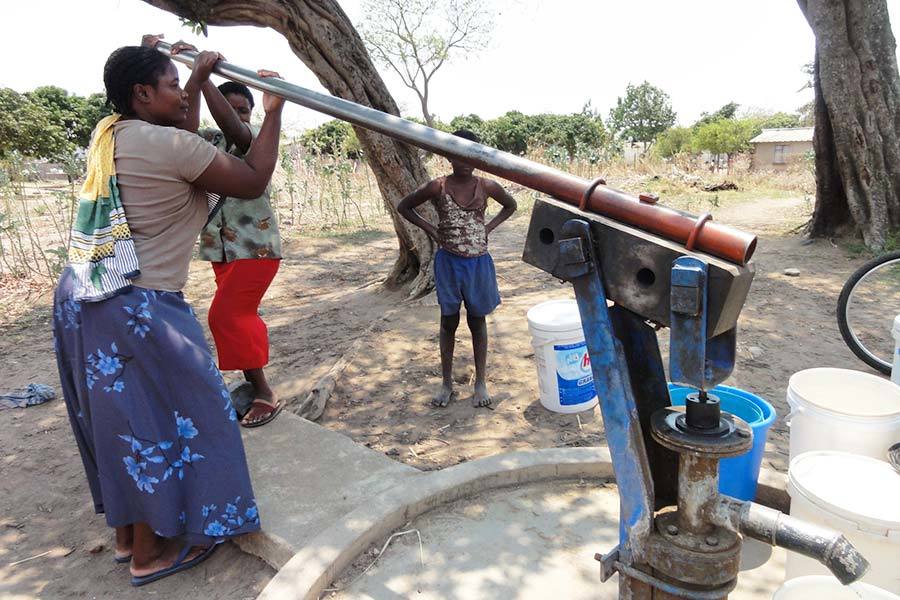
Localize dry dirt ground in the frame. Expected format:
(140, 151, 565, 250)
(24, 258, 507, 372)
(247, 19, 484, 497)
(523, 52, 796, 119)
(0, 194, 880, 599)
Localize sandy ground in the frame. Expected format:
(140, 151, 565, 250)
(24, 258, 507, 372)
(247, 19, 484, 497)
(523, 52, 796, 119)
(0, 194, 880, 598)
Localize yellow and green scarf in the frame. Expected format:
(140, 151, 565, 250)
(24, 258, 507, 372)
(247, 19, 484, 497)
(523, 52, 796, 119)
(68, 114, 140, 301)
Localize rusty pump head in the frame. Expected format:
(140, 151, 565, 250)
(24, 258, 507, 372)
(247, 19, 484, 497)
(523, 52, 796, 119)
(523, 198, 869, 598)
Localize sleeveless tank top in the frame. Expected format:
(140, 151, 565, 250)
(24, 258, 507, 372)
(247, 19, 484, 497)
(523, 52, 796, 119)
(432, 176, 489, 257)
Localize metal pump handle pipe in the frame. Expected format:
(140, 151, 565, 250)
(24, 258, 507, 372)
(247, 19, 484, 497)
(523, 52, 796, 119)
(709, 495, 870, 584)
(155, 41, 757, 266)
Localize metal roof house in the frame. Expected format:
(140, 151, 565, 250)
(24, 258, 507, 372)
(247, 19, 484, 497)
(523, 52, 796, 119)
(749, 127, 814, 170)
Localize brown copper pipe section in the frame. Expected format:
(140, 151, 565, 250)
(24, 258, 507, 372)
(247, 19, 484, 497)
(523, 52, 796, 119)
(159, 42, 757, 265)
(460, 157, 757, 265)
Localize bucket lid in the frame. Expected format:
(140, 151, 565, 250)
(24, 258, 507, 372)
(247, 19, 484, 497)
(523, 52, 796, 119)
(527, 299, 583, 332)
(775, 576, 900, 599)
(788, 451, 900, 535)
(788, 368, 900, 418)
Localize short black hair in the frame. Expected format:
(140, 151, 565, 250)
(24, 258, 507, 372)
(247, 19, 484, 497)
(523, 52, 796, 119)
(452, 129, 480, 143)
(103, 46, 172, 116)
(218, 81, 254, 109)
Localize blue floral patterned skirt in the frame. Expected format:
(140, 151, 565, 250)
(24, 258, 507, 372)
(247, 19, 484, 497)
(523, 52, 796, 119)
(53, 268, 260, 544)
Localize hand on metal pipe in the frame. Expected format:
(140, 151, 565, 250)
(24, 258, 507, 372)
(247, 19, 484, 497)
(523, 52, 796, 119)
(191, 51, 226, 83)
(141, 33, 198, 56)
(141, 33, 164, 48)
(258, 70, 286, 113)
(171, 41, 202, 56)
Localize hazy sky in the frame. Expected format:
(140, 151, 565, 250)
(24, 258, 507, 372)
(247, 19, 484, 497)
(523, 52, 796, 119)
(2, 0, 899, 134)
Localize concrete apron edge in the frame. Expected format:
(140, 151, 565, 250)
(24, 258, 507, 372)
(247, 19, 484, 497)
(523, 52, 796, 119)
(255, 447, 788, 600)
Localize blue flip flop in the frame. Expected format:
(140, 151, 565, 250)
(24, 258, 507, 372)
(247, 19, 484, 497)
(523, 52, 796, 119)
(114, 554, 132, 564)
(130, 543, 218, 587)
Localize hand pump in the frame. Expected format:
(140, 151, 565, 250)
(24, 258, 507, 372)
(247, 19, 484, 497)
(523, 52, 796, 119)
(154, 41, 869, 598)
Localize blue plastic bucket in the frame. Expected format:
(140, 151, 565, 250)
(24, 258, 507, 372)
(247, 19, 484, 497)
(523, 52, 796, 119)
(667, 384, 776, 501)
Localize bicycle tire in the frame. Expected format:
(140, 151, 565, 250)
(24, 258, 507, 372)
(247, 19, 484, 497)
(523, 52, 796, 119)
(836, 249, 900, 375)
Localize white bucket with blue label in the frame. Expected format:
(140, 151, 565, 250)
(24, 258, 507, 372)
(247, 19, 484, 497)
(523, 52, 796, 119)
(527, 299, 598, 414)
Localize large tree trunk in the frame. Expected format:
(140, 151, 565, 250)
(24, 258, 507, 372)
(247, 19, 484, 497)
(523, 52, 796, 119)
(144, 0, 437, 295)
(798, 0, 900, 250)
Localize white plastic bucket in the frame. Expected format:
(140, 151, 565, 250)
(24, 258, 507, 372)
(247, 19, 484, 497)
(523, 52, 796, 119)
(786, 451, 900, 593)
(775, 576, 900, 600)
(786, 368, 900, 462)
(527, 299, 598, 414)
(892, 315, 900, 386)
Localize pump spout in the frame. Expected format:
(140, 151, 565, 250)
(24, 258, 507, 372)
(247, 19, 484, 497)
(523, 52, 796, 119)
(711, 496, 870, 585)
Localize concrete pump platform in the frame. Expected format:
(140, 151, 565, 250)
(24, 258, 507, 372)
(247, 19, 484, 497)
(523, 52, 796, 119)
(237, 412, 790, 600)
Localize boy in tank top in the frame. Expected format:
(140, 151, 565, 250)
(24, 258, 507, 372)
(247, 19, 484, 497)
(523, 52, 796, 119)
(398, 130, 517, 408)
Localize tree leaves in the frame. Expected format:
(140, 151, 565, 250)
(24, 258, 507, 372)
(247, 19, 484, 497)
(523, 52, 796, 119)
(0, 86, 112, 160)
(608, 81, 677, 145)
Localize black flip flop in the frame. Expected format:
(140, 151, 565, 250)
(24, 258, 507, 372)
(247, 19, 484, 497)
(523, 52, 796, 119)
(130, 543, 218, 587)
(240, 398, 283, 428)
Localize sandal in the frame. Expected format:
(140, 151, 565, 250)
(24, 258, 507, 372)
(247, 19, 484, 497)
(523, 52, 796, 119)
(130, 543, 218, 587)
(114, 553, 132, 564)
(240, 398, 283, 428)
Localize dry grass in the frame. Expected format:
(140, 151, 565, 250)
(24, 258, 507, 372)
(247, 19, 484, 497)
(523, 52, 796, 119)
(0, 149, 812, 324)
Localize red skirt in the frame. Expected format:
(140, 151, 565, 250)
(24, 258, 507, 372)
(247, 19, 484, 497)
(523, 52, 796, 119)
(208, 259, 280, 371)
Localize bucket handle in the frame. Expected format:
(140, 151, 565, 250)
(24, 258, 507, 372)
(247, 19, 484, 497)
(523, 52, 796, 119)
(784, 404, 802, 427)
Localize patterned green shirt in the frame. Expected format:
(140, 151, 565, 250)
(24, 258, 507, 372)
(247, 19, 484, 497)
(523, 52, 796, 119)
(197, 126, 282, 262)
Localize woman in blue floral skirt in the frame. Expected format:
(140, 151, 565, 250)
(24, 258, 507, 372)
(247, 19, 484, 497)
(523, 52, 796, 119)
(53, 43, 284, 586)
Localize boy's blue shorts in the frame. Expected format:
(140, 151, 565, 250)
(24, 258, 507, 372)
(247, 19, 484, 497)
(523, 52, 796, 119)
(434, 248, 501, 317)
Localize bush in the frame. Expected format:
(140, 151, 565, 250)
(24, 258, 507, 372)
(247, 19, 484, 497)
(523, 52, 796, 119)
(299, 120, 362, 158)
(529, 112, 608, 156)
(300, 110, 613, 161)
(653, 126, 693, 158)
(448, 114, 488, 140)
(742, 111, 802, 142)
(482, 111, 531, 154)
(448, 110, 610, 157)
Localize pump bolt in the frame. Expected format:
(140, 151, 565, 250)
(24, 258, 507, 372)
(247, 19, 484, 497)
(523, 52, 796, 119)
(737, 428, 751, 439)
(666, 524, 679, 536)
(705, 536, 719, 546)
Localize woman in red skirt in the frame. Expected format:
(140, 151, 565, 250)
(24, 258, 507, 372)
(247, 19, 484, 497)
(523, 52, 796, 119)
(198, 80, 283, 428)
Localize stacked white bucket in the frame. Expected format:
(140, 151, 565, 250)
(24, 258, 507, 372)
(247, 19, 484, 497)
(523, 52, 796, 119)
(526, 299, 598, 414)
(783, 367, 900, 594)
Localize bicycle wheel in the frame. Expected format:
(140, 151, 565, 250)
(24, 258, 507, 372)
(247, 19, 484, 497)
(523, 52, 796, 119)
(836, 249, 900, 375)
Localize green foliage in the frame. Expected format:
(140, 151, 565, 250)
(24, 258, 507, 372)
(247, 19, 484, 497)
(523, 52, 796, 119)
(754, 112, 801, 130)
(179, 17, 208, 36)
(734, 110, 805, 148)
(692, 118, 756, 156)
(653, 126, 693, 158)
(0, 86, 112, 160)
(607, 81, 676, 144)
(0, 88, 68, 159)
(299, 120, 362, 158)
(797, 101, 815, 127)
(528, 112, 608, 156)
(448, 108, 610, 157)
(448, 114, 489, 139)
(484, 111, 532, 155)
(79, 93, 114, 145)
(27, 86, 112, 149)
(302, 108, 611, 161)
(694, 102, 740, 129)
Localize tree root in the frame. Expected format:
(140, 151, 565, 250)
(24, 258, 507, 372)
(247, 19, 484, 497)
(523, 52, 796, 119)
(293, 308, 399, 421)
